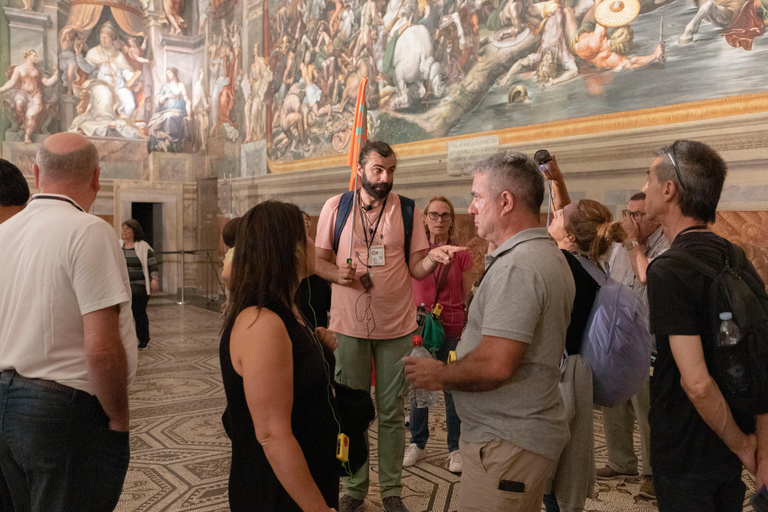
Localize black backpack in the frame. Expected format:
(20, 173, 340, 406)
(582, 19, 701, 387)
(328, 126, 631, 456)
(655, 243, 768, 415)
(331, 190, 415, 264)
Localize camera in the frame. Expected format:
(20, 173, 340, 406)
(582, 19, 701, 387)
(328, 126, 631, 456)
(360, 273, 373, 291)
(534, 149, 552, 175)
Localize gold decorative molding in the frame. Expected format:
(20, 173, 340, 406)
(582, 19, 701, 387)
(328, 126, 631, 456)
(267, 92, 768, 174)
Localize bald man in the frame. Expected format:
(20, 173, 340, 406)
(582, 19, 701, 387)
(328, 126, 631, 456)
(0, 133, 138, 511)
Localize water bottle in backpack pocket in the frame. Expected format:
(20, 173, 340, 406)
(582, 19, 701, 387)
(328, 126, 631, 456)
(652, 243, 768, 415)
(715, 312, 750, 396)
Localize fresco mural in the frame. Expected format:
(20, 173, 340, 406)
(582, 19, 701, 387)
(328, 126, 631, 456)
(262, 0, 768, 163)
(0, 0, 766, 167)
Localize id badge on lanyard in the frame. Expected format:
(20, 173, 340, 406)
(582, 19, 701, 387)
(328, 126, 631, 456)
(369, 244, 385, 266)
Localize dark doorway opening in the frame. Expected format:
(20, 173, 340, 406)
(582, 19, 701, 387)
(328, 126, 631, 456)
(131, 202, 164, 285)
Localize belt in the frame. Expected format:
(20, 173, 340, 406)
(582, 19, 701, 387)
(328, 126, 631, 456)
(0, 369, 79, 396)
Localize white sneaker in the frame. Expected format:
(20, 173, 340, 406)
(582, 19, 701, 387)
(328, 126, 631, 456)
(448, 451, 462, 473)
(403, 443, 427, 467)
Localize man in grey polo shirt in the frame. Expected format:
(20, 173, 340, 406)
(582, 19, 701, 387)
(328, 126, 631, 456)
(405, 151, 575, 512)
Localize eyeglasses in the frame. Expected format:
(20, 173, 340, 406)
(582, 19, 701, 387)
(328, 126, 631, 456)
(666, 141, 687, 191)
(622, 210, 646, 220)
(427, 212, 453, 222)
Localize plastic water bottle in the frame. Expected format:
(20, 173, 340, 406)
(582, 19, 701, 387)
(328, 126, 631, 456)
(410, 335, 440, 408)
(717, 312, 749, 394)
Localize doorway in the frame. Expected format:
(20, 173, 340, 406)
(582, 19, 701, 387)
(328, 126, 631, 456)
(131, 202, 164, 285)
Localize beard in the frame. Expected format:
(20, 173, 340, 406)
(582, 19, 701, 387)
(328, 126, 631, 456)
(361, 172, 393, 201)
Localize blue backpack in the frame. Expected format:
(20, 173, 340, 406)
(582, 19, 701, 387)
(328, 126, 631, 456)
(331, 190, 415, 264)
(575, 256, 653, 407)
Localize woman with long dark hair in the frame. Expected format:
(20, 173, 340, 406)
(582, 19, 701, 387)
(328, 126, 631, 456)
(121, 219, 159, 349)
(220, 200, 339, 512)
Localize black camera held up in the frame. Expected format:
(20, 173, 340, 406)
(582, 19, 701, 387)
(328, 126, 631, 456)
(534, 149, 553, 177)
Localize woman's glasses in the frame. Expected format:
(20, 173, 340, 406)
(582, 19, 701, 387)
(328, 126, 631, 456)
(427, 212, 453, 222)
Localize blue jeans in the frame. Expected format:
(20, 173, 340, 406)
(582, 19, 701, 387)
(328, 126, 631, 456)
(655, 469, 745, 512)
(0, 371, 130, 511)
(409, 336, 461, 452)
(543, 490, 559, 512)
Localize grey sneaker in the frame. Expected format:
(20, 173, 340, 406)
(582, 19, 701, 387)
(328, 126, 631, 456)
(339, 494, 366, 512)
(382, 496, 410, 512)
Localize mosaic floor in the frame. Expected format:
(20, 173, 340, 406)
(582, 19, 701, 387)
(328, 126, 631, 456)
(117, 303, 759, 511)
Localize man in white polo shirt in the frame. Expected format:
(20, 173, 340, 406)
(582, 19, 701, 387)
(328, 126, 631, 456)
(0, 133, 138, 511)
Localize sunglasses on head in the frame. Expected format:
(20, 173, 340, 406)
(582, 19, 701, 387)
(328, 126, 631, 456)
(665, 141, 687, 191)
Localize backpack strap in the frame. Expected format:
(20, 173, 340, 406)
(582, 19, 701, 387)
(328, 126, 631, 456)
(654, 250, 718, 280)
(574, 254, 608, 285)
(399, 194, 415, 265)
(332, 190, 356, 255)
(333, 192, 415, 264)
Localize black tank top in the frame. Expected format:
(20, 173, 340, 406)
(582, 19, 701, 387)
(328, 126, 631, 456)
(220, 299, 339, 511)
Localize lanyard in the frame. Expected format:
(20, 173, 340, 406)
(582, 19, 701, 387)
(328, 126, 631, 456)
(358, 194, 387, 250)
(31, 195, 85, 212)
(677, 225, 708, 237)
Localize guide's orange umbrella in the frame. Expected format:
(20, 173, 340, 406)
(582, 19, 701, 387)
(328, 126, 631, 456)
(347, 76, 369, 191)
(345, 76, 368, 263)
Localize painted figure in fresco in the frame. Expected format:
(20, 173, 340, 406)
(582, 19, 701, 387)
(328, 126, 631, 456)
(58, 27, 84, 96)
(124, 36, 151, 70)
(193, 67, 211, 150)
(163, 0, 187, 35)
(244, 43, 273, 143)
(570, 23, 664, 70)
(121, 36, 152, 122)
(680, 0, 766, 48)
(566, 0, 664, 71)
(499, 1, 579, 87)
(496, 0, 533, 39)
(0, 50, 58, 143)
(353, 0, 384, 75)
(389, 24, 445, 108)
(77, 22, 141, 118)
(147, 67, 192, 152)
(22, 0, 34, 11)
(208, 20, 240, 137)
(273, 82, 307, 154)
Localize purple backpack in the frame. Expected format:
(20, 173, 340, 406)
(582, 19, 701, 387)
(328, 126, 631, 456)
(576, 256, 653, 407)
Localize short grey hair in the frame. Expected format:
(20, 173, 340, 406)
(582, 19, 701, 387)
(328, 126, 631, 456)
(36, 141, 99, 185)
(652, 140, 726, 224)
(467, 151, 545, 215)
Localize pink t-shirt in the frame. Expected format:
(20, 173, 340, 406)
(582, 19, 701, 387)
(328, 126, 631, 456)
(411, 243, 473, 338)
(316, 192, 429, 339)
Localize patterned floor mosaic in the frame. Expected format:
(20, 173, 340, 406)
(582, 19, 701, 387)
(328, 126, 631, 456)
(117, 303, 758, 511)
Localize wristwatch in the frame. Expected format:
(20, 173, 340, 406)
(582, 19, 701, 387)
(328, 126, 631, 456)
(624, 240, 639, 250)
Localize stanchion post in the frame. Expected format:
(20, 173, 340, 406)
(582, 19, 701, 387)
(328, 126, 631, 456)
(176, 250, 189, 305)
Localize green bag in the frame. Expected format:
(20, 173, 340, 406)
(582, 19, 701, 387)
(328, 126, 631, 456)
(422, 312, 445, 355)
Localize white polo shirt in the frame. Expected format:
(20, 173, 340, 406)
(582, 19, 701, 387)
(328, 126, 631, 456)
(0, 194, 138, 394)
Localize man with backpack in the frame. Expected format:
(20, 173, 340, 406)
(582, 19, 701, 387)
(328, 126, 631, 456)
(597, 191, 669, 499)
(644, 139, 768, 510)
(314, 140, 463, 512)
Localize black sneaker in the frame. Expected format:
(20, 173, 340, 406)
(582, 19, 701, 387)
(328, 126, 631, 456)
(382, 496, 410, 512)
(339, 494, 366, 512)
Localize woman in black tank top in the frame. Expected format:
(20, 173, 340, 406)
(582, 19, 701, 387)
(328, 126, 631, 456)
(220, 201, 339, 512)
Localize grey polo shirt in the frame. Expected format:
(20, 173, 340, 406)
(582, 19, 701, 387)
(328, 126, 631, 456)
(453, 228, 575, 460)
